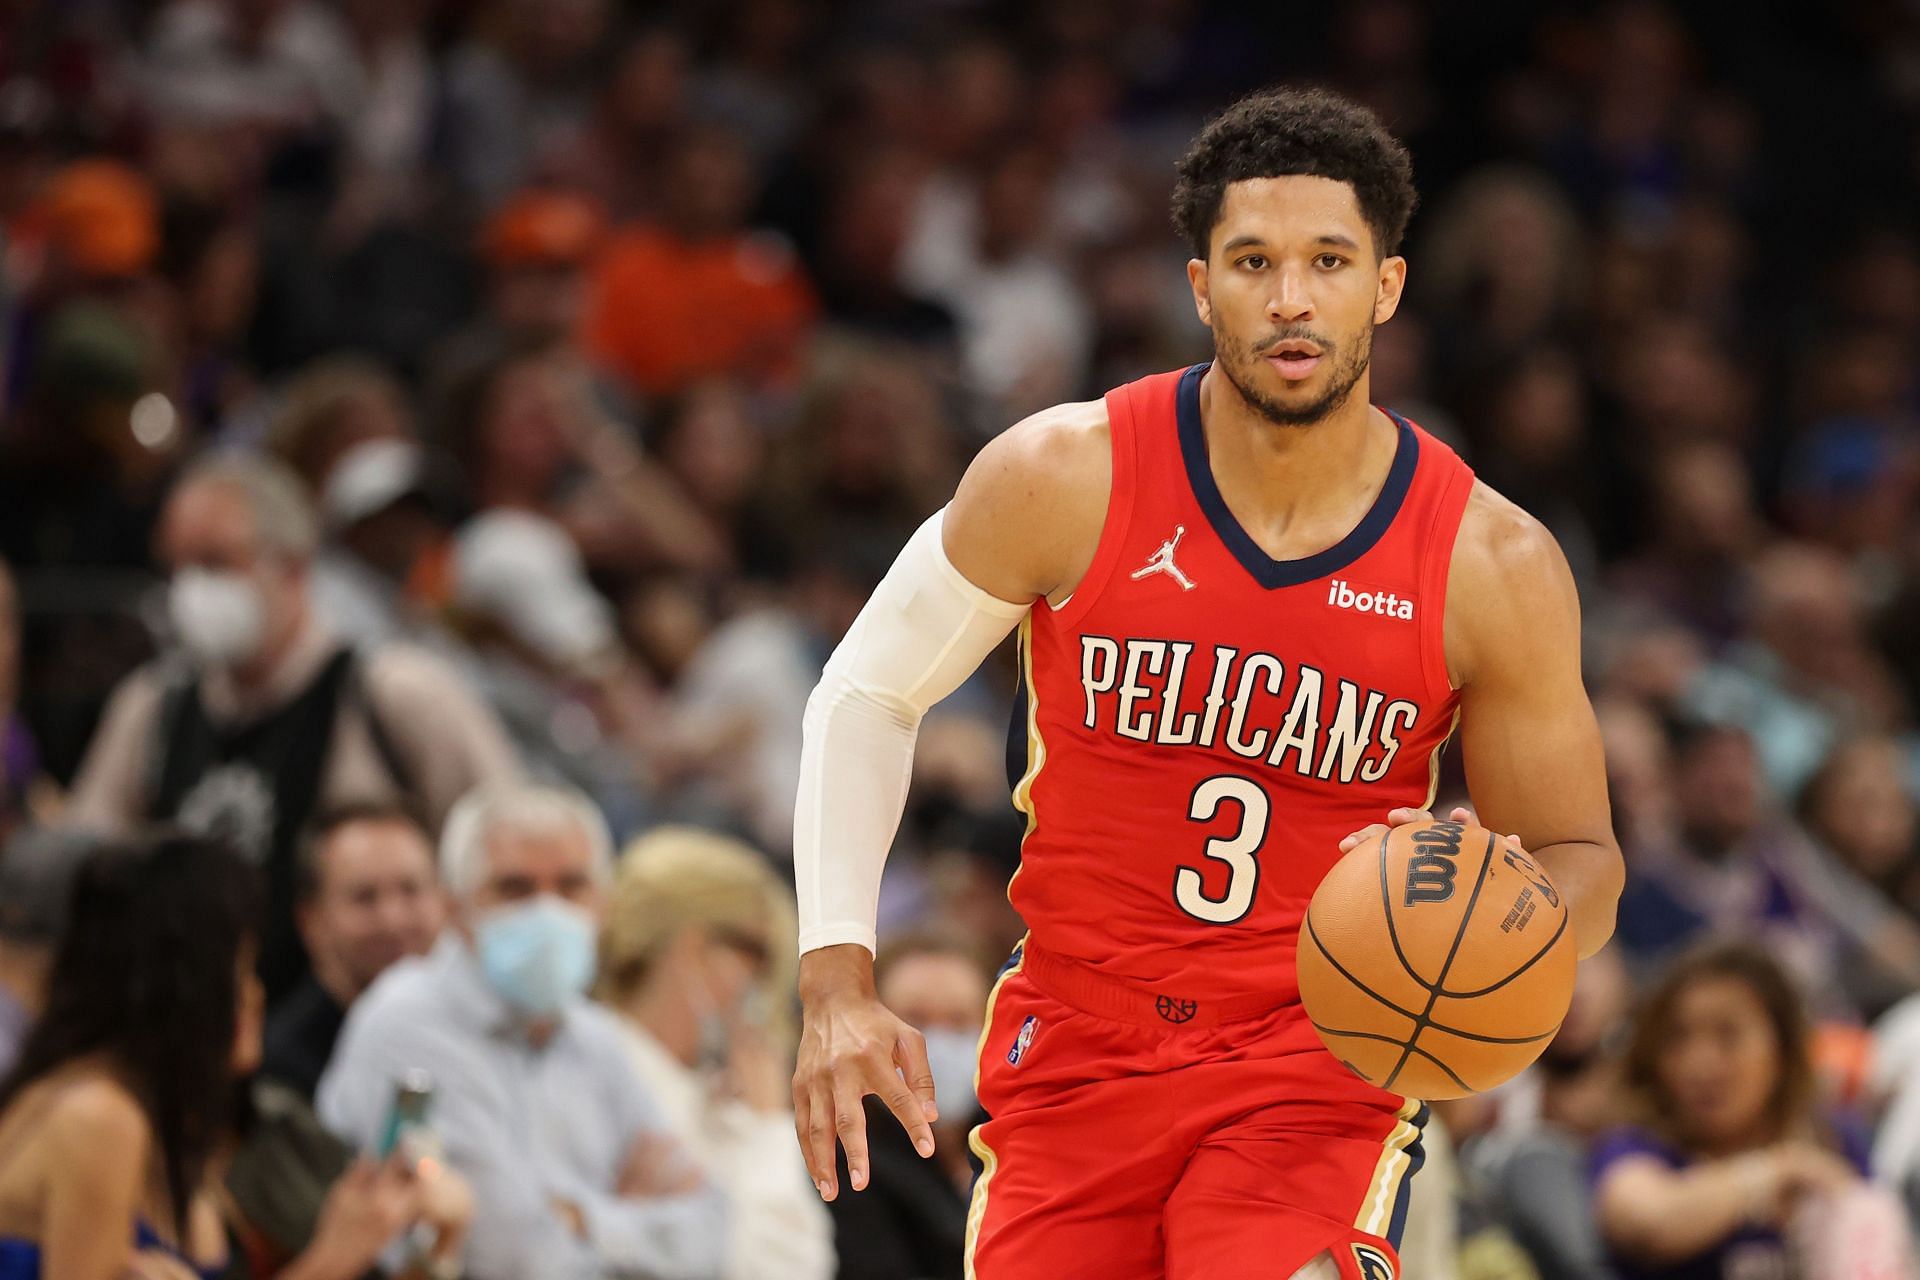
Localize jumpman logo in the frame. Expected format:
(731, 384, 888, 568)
(1131, 526, 1197, 591)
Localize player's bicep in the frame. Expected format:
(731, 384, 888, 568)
(1453, 511, 1611, 854)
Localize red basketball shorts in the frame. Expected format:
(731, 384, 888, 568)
(964, 940, 1427, 1280)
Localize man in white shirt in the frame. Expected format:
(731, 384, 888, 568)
(319, 783, 727, 1280)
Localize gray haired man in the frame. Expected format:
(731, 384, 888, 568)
(69, 454, 519, 1001)
(319, 783, 728, 1280)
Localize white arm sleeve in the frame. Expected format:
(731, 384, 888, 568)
(794, 508, 1031, 955)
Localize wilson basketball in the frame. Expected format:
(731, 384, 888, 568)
(1297, 820, 1577, 1099)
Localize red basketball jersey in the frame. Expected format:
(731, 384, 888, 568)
(1009, 362, 1476, 1007)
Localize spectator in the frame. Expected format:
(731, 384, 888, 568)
(809, 144, 958, 351)
(0, 833, 261, 1277)
(542, 27, 692, 224)
(311, 434, 449, 651)
(443, 345, 731, 578)
(268, 358, 448, 649)
(8, 157, 161, 296)
(597, 826, 831, 1280)
(584, 122, 818, 397)
(329, 0, 440, 208)
(1688, 542, 1905, 795)
(1606, 442, 1764, 651)
(1467, 347, 1606, 588)
(766, 343, 957, 550)
(1868, 994, 1920, 1236)
(1608, 720, 1920, 1015)
(222, 1120, 474, 1280)
(141, 0, 356, 140)
(899, 142, 1093, 421)
(664, 532, 891, 855)
(266, 357, 417, 499)
(318, 783, 728, 1280)
(449, 507, 666, 836)
(649, 381, 788, 582)
(829, 934, 990, 1280)
(68, 455, 520, 1001)
(1593, 942, 1912, 1280)
(0, 160, 178, 573)
(0, 828, 86, 1078)
(1798, 737, 1920, 920)
(1462, 947, 1634, 1280)
(1417, 166, 1584, 395)
(262, 803, 445, 1100)
(439, 0, 611, 209)
(430, 188, 611, 415)
(0, 827, 483, 1280)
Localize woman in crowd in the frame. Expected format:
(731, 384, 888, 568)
(0, 832, 469, 1280)
(0, 832, 259, 1279)
(596, 826, 833, 1280)
(1593, 941, 1910, 1279)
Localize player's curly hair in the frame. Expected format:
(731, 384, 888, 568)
(1171, 86, 1418, 261)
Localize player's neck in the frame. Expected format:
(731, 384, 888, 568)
(1196, 367, 1399, 559)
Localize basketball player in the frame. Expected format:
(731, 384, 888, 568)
(792, 87, 1622, 1280)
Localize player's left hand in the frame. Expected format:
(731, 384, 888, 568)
(1337, 806, 1526, 858)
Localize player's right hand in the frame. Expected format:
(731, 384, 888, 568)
(1338, 805, 1472, 854)
(795, 944, 938, 1202)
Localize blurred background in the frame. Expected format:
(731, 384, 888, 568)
(0, 0, 1916, 1277)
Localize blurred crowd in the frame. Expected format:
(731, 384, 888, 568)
(0, 0, 1915, 1277)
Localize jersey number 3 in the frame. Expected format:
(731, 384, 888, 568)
(1175, 775, 1270, 924)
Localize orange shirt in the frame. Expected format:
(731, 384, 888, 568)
(585, 226, 818, 396)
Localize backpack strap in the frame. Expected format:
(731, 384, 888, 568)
(341, 650, 429, 830)
(145, 664, 202, 819)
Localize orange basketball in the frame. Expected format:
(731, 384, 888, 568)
(1296, 819, 1576, 1099)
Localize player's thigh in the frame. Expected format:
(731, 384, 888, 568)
(1292, 1254, 1341, 1280)
(966, 970, 1180, 1279)
(1162, 1103, 1424, 1280)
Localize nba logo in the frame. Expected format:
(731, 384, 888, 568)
(1007, 1015, 1039, 1066)
(1351, 1244, 1396, 1280)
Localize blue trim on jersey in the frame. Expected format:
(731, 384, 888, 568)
(1175, 361, 1420, 589)
(1385, 1102, 1431, 1248)
(994, 940, 1025, 981)
(1005, 635, 1028, 796)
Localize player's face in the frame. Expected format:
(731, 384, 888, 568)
(1656, 976, 1783, 1150)
(1186, 176, 1406, 428)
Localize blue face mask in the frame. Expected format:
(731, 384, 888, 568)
(474, 896, 598, 1016)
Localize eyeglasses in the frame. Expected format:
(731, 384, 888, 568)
(711, 926, 773, 974)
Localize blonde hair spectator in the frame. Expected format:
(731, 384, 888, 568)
(597, 825, 831, 1280)
(601, 825, 797, 1044)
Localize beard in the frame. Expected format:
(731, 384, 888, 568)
(1214, 319, 1374, 428)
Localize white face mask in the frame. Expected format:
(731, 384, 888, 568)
(169, 568, 268, 668)
(923, 1027, 981, 1123)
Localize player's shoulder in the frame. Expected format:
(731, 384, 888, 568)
(1444, 480, 1580, 685)
(949, 398, 1112, 604)
(955, 397, 1111, 520)
(977, 396, 1111, 482)
(1450, 479, 1571, 598)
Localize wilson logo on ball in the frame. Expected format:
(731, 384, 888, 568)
(1402, 821, 1465, 906)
